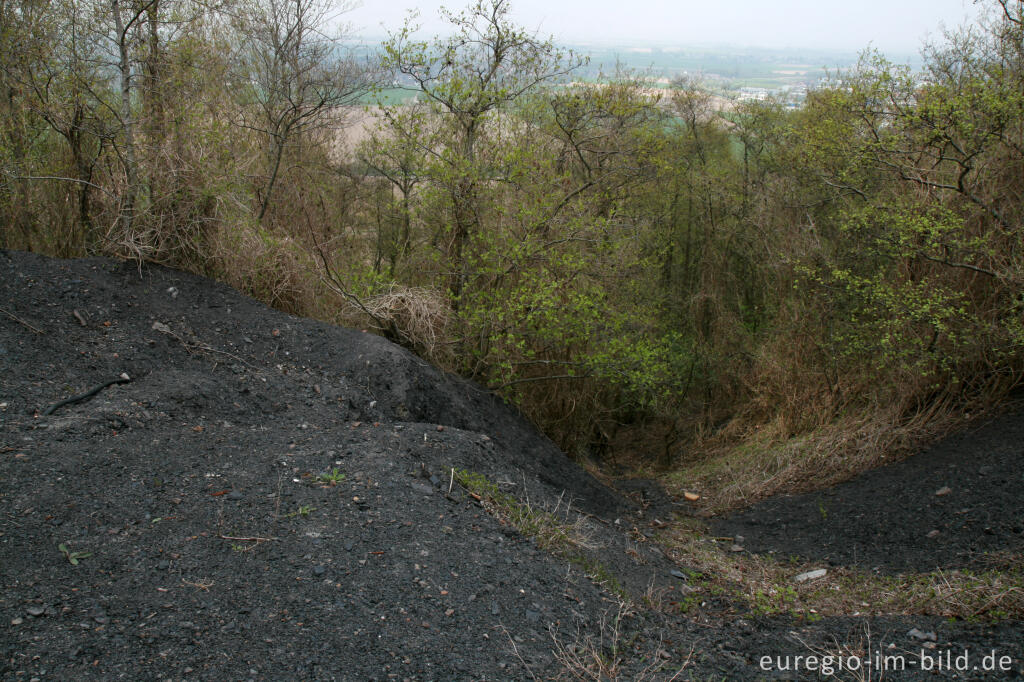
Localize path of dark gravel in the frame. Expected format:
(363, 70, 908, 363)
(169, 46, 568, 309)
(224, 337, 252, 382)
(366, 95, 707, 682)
(2, 251, 1022, 680)
(712, 411, 1024, 574)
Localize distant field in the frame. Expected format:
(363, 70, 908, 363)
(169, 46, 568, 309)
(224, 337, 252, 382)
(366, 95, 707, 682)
(579, 49, 845, 90)
(359, 87, 419, 105)
(350, 37, 920, 94)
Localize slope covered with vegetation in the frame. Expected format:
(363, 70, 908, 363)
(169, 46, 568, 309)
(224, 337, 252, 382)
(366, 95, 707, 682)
(2, 0, 1022, 498)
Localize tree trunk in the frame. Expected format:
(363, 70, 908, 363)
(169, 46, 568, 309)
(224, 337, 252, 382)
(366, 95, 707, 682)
(113, 0, 137, 238)
(448, 126, 479, 310)
(257, 132, 286, 223)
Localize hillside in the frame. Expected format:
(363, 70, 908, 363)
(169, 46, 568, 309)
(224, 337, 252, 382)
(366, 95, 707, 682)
(1, 251, 1022, 680)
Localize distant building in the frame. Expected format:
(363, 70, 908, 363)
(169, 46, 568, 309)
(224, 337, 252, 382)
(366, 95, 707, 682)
(737, 87, 769, 102)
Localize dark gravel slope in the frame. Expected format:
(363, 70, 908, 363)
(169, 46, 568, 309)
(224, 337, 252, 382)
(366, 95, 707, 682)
(712, 410, 1024, 573)
(0, 252, 673, 680)
(2, 251, 1022, 681)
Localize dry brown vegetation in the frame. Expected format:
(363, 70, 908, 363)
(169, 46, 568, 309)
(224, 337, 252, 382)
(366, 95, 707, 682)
(2, 0, 1023, 503)
(658, 523, 1024, 622)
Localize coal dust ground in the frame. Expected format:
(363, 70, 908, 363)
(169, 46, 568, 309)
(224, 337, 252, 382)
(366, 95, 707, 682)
(2, 251, 1021, 680)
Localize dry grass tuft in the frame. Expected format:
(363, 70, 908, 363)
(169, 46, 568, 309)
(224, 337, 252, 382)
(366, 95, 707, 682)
(910, 565, 1024, 619)
(362, 284, 451, 360)
(789, 623, 890, 682)
(657, 521, 1024, 622)
(551, 601, 692, 681)
(664, 403, 966, 515)
(453, 470, 601, 554)
(211, 224, 317, 316)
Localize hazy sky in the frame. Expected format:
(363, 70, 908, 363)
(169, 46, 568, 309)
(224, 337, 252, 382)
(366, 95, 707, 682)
(343, 0, 979, 53)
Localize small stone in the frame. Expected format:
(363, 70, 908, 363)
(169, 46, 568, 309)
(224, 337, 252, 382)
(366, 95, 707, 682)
(927, 529, 940, 538)
(491, 601, 500, 616)
(313, 565, 326, 576)
(669, 569, 688, 580)
(11, 618, 23, 625)
(344, 540, 355, 552)
(228, 490, 243, 501)
(409, 481, 433, 495)
(734, 535, 745, 544)
(907, 628, 937, 642)
(525, 610, 540, 623)
(730, 544, 744, 553)
(26, 605, 45, 617)
(793, 569, 827, 583)
(935, 487, 952, 496)
(436, 425, 445, 432)
(157, 560, 170, 570)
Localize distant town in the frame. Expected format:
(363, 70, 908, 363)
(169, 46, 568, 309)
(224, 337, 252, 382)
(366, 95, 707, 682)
(568, 42, 926, 106)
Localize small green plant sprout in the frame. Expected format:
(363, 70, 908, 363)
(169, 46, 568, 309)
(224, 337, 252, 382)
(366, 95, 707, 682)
(284, 505, 317, 518)
(58, 543, 92, 565)
(316, 468, 345, 485)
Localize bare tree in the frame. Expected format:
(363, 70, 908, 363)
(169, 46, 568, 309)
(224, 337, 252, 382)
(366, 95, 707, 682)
(231, 0, 372, 222)
(108, 0, 159, 239)
(381, 0, 584, 305)
(0, 0, 120, 246)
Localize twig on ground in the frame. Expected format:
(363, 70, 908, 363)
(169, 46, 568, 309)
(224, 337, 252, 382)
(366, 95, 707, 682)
(663, 647, 694, 682)
(499, 624, 539, 682)
(273, 471, 284, 522)
(182, 578, 215, 591)
(42, 375, 132, 416)
(154, 324, 259, 369)
(0, 306, 43, 334)
(218, 534, 275, 543)
(575, 510, 610, 526)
